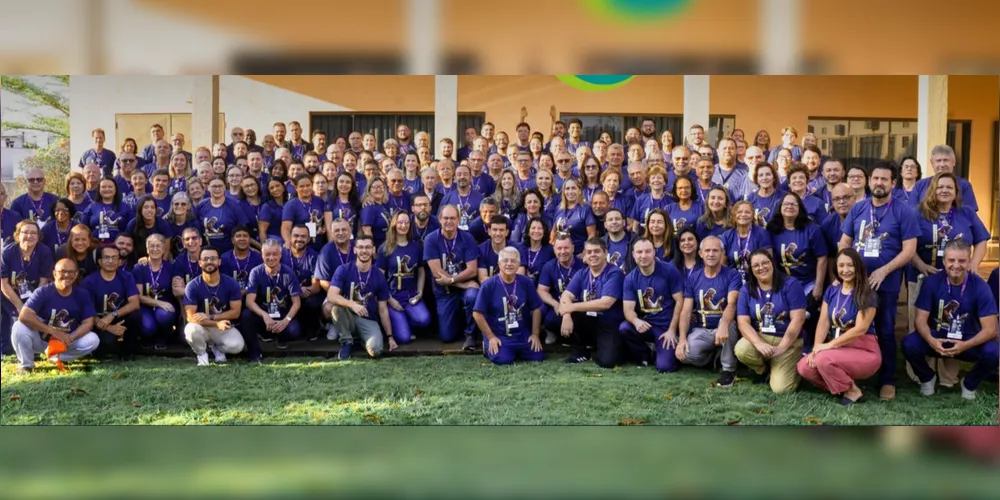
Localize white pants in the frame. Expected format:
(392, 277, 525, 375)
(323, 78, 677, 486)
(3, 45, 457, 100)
(183, 323, 245, 355)
(12, 321, 100, 369)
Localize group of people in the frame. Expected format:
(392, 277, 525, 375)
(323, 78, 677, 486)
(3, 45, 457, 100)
(1, 118, 997, 405)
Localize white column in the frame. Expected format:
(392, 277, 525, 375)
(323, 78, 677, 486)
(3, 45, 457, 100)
(683, 75, 710, 138)
(759, 0, 801, 74)
(916, 75, 948, 177)
(191, 76, 220, 150)
(434, 75, 458, 156)
(407, 0, 440, 74)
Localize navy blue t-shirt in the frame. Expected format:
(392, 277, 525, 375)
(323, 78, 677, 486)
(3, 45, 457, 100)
(81, 270, 138, 315)
(912, 176, 978, 211)
(183, 275, 242, 315)
(82, 201, 128, 243)
(314, 242, 354, 285)
(423, 229, 478, 296)
(24, 283, 95, 336)
(553, 205, 596, 254)
(720, 226, 773, 284)
(565, 264, 625, 327)
(220, 250, 263, 290)
(915, 271, 998, 341)
(521, 244, 555, 284)
(132, 261, 174, 301)
(439, 190, 484, 229)
(360, 203, 392, 249)
(684, 265, 742, 330)
(623, 261, 684, 330)
(823, 284, 876, 338)
(737, 278, 807, 337)
(281, 247, 318, 289)
(246, 264, 302, 317)
(770, 223, 828, 292)
(538, 257, 585, 297)
(332, 262, 391, 319)
(840, 198, 920, 293)
(377, 241, 424, 302)
(283, 196, 330, 251)
(10, 192, 59, 224)
(0, 244, 54, 314)
(474, 274, 542, 339)
(665, 201, 704, 233)
(909, 206, 989, 282)
(197, 198, 250, 254)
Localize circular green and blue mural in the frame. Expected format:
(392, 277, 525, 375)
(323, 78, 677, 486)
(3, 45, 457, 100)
(555, 75, 635, 92)
(581, 0, 694, 24)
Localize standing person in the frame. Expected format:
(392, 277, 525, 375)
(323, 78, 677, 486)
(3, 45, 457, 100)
(423, 205, 480, 349)
(558, 237, 626, 367)
(745, 163, 783, 227)
(325, 235, 396, 360)
(797, 248, 881, 405)
(132, 234, 176, 350)
(838, 160, 919, 401)
(11, 259, 100, 374)
(620, 238, 684, 372)
(10, 168, 59, 223)
(721, 200, 773, 285)
(893, 156, 922, 207)
(902, 240, 999, 401)
(81, 245, 142, 360)
(78, 128, 117, 176)
(911, 145, 978, 211)
(282, 174, 332, 252)
(675, 236, 742, 387)
(439, 164, 484, 231)
(377, 212, 430, 345)
(182, 246, 246, 366)
(630, 166, 671, 233)
(82, 178, 127, 245)
(243, 239, 302, 357)
(474, 246, 544, 365)
(713, 139, 750, 201)
(734, 250, 808, 394)
(552, 179, 597, 256)
(1, 221, 53, 355)
(164, 192, 201, 257)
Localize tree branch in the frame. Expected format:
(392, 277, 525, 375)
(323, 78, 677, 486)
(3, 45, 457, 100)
(1, 75, 69, 116)
(0, 120, 66, 138)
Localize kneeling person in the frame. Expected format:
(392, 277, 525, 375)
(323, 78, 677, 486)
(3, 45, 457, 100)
(621, 238, 684, 371)
(81, 245, 141, 360)
(243, 239, 302, 358)
(12, 258, 100, 374)
(182, 246, 246, 366)
(473, 246, 544, 365)
(559, 237, 626, 367)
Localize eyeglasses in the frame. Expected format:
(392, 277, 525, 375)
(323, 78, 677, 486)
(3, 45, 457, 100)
(55, 207, 70, 213)
(200, 257, 219, 262)
(557, 160, 571, 164)
(173, 202, 189, 206)
(780, 202, 799, 208)
(832, 196, 853, 203)
(101, 255, 120, 261)
(27, 178, 44, 183)
(121, 159, 135, 163)
(54, 270, 78, 276)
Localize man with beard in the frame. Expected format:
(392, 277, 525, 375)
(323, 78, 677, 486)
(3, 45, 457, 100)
(81, 245, 141, 360)
(315, 218, 355, 296)
(326, 235, 395, 360)
(282, 225, 323, 341)
(438, 137, 456, 162)
(621, 238, 684, 371)
(839, 160, 919, 401)
(311, 130, 328, 162)
(514, 122, 531, 152)
(182, 246, 246, 366)
(559, 237, 626, 367)
(601, 208, 632, 273)
(424, 204, 481, 350)
(439, 164, 483, 231)
(172, 228, 204, 301)
(347, 131, 364, 156)
(410, 193, 441, 244)
(713, 138, 750, 201)
(220, 226, 263, 292)
(273, 122, 290, 150)
(396, 124, 415, 155)
(474, 246, 544, 365)
(903, 239, 998, 400)
(676, 235, 744, 387)
(12, 258, 100, 374)
(244, 239, 302, 358)
(639, 118, 658, 144)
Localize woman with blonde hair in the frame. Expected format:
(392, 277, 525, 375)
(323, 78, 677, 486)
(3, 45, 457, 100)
(132, 233, 176, 349)
(376, 211, 429, 344)
(168, 151, 190, 196)
(721, 200, 773, 284)
(491, 169, 522, 221)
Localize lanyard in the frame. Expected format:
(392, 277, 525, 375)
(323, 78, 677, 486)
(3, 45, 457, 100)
(19, 245, 35, 273)
(527, 248, 540, 269)
(149, 262, 164, 292)
(501, 278, 519, 309)
(587, 266, 605, 299)
(356, 266, 373, 293)
(738, 226, 753, 255)
(868, 198, 892, 230)
(443, 235, 457, 267)
(832, 287, 853, 323)
(947, 272, 969, 302)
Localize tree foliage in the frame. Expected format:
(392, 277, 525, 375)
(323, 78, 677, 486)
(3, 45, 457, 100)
(2, 75, 70, 199)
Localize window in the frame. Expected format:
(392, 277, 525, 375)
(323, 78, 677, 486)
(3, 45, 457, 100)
(560, 113, 733, 148)
(807, 117, 970, 173)
(559, 114, 629, 144)
(310, 113, 486, 147)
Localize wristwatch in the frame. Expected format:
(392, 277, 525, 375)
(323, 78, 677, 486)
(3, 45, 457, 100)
(112, 311, 118, 319)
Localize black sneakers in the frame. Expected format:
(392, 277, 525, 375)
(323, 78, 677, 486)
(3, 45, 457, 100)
(564, 355, 590, 364)
(716, 370, 736, 388)
(462, 336, 477, 351)
(752, 369, 771, 385)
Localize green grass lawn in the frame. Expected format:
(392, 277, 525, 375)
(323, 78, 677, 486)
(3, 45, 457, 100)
(2, 354, 995, 425)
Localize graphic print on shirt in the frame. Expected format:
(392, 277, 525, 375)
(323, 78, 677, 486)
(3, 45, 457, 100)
(48, 309, 73, 331)
(203, 216, 223, 238)
(607, 250, 623, 267)
(779, 242, 805, 274)
(638, 287, 664, 314)
(394, 255, 417, 290)
(501, 293, 524, 336)
(855, 220, 888, 253)
(756, 301, 785, 330)
(350, 281, 372, 304)
(672, 217, 688, 232)
(266, 286, 287, 313)
(12, 271, 35, 299)
(697, 287, 725, 325)
(754, 208, 770, 227)
(935, 299, 967, 337)
(205, 296, 224, 315)
(101, 292, 122, 314)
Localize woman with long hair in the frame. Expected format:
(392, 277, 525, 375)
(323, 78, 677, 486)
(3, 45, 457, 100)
(239, 176, 264, 243)
(330, 171, 361, 236)
(735, 249, 807, 394)
(82, 177, 127, 244)
(510, 190, 551, 244)
(269, 159, 289, 184)
(846, 164, 870, 201)
(640, 208, 674, 262)
(125, 195, 172, 261)
(225, 165, 245, 200)
(131, 233, 176, 350)
(168, 151, 190, 196)
(578, 154, 603, 204)
(672, 226, 702, 282)
(721, 200, 773, 284)
(753, 129, 771, 157)
(258, 179, 289, 245)
(550, 178, 596, 256)
(695, 186, 731, 240)
(491, 169, 522, 221)
(521, 216, 554, 285)
(359, 176, 391, 249)
(40, 198, 77, 250)
(54, 223, 98, 282)
(164, 192, 201, 256)
(211, 156, 228, 178)
(666, 175, 704, 234)
(402, 152, 423, 194)
(796, 248, 880, 404)
(533, 168, 560, 216)
(376, 211, 430, 345)
(746, 163, 784, 227)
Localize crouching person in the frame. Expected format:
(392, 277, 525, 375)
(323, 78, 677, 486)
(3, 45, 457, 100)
(675, 236, 742, 387)
(12, 258, 100, 374)
(182, 246, 246, 366)
(903, 240, 999, 401)
(473, 246, 544, 365)
(559, 237, 626, 367)
(243, 239, 302, 361)
(620, 238, 684, 372)
(324, 235, 397, 360)
(82, 245, 142, 360)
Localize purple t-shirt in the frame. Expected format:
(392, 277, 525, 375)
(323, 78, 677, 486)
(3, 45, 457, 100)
(623, 261, 684, 330)
(220, 250, 263, 290)
(332, 262, 390, 319)
(720, 226, 773, 284)
(915, 271, 998, 341)
(314, 242, 354, 285)
(132, 261, 174, 301)
(840, 198, 921, 293)
(0, 244, 54, 313)
(423, 229, 478, 296)
(473, 274, 542, 340)
(182, 275, 243, 315)
(737, 278, 807, 337)
(24, 283, 96, 336)
(769, 222, 828, 291)
(565, 264, 625, 327)
(377, 241, 424, 302)
(684, 265, 742, 330)
(246, 264, 302, 317)
(81, 270, 138, 316)
(538, 257, 585, 296)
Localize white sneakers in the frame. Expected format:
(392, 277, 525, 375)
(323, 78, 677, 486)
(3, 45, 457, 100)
(919, 375, 937, 396)
(959, 378, 976, 400)
(195, 344, 226, 366)
(326, 324, 340, 341)
(196, 353, 209, 367)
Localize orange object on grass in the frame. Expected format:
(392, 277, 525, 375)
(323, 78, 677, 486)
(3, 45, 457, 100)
(45, 339, 69, 373)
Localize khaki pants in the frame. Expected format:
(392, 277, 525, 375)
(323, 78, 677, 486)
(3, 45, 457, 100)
(905, 278, 960, 387)
(735, 334, 803, 394)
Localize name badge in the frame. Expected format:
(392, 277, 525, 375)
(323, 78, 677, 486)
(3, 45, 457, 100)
(506, 320, 519, 330)
(268, 301, 281, 319)
(306, 222, 317, 238)
(18, 281, 31, 300)
(761, 311, 776, 334)
(946, 318, 964, 340)
(863, 237, 881, 258)
(99, 228, 110, 240)
(586, 311, 598, 317)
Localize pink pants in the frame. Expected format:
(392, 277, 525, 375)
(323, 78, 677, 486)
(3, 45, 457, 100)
(796, 334, 882, 395)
